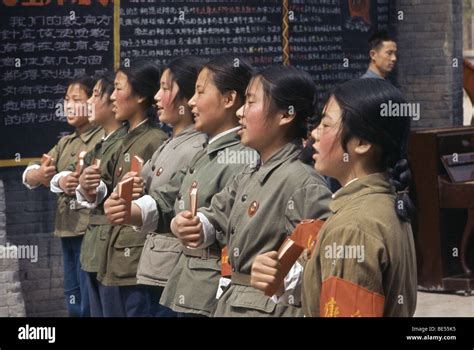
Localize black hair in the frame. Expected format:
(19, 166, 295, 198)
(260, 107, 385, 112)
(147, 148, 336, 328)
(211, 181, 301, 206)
(203, 54, 253, 106)
(117, 60, 161, 124)
(166, 56, 208, 102)
(330, 78, 413, 222)
(368, 30, 396, 51)
(256, 65, 318, 140)
(66, 75, 95, 97)
(94, 72, 115, 102)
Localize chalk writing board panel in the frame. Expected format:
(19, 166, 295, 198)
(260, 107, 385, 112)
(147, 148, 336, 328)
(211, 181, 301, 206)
(120, 0, 392, 124)
(120, 0, 283, 68)
(0, 1, 114, 161)
(0, 0, 392, 164)
(290, 0, 392, 108)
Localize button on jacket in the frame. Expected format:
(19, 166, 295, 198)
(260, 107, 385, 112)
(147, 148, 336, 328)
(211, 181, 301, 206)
(199, 141, 332, 317)
(97, 120, 168, 286)
(78, 126, 128, 273)
(44, 126, 103, 237)
(154, 131, 257, 316)
(137, 125, 207, 286)
(302, 173, 417, 317)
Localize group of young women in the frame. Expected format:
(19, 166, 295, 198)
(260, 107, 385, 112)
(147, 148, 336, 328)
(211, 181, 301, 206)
(22, 54, 417, 317)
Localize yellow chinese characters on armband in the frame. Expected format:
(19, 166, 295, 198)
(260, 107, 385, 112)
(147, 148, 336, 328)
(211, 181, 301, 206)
(320, 276, 384, 317)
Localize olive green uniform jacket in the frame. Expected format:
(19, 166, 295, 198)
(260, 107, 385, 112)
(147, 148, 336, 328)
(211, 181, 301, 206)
(153, 131, 257, 316)
(302, 173, 417, 317)
(42, 126, 103, 237)
(78, 126, 128, 273)
(137, 125, 207, 286)
(97, 120, 168, 286)
(199, 142, 332, 317)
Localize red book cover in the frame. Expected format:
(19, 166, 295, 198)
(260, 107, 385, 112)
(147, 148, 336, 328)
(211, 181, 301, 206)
(41, 153, 52, 166)
(75, 151, 87, 174)
(264, 219, 325, 296)
(131, 155, 144, 176)
(189, 181, 198, 217)
(117, 177, 134, 217)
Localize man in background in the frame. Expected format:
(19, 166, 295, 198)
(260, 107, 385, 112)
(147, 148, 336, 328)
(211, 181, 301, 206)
(361, 30, 397, 80)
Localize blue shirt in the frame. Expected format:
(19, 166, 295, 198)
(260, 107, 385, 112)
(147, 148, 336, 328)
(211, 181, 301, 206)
(360, 69, 385, 79)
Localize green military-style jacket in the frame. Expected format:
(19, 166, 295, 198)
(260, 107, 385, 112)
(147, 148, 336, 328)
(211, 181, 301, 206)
(142, 125, 207, 193)
(45, 125, 103, 237)
(302, 173, 417, 317)
(97, 120, 168, 286)
(153, 130, 258, 316)
(78, 125, 128, 273)
(199, 141, 332, 317)
(136, 124, 207, 286)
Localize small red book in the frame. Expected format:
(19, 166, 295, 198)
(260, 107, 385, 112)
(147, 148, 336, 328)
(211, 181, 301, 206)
(41, 154, 53, 166)
(117, 177, 134, 217)
(75, 151, 87, 174)
(264, 219, 325, 296)
(189, 181, 198, 217)
(131, 155, 144, 176)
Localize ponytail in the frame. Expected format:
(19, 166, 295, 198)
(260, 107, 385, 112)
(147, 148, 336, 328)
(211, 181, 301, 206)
(388, 158, 414, 222)
(330, 79, 415, 223)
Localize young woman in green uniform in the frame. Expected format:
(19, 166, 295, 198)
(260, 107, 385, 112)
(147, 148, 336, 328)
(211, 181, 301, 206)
(252, 78, 417, 317)
(104, 55, 256, 317)
(171, 65, 332, 317)
(23, 76, 103, 317)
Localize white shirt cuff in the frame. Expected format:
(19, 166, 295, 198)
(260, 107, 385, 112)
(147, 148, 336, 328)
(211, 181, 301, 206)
(132, 194, 158, 233)
(50, 171, 72, 193)
(75, 182, 106, 209)
(194, 212, 216, 249)
(271, 261, 303, 305)
(22, 164, 40, 189)
(94, 180, 108, 205)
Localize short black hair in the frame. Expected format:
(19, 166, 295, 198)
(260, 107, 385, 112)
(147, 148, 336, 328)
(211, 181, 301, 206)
(117, 60, 161, 109)
(117, 60, 162, 124)
(368, 30, 396, 51)
(330, 78, 413, 221)
(203, 54, 253, 106)
(93, 72, 115, 101)
(67, 75, 95, 97)
(256, 65, 318, 140)
(167, 56, 207, 102)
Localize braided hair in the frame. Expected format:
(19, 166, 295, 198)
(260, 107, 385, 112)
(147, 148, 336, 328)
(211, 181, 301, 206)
(331, 78, 414, 222)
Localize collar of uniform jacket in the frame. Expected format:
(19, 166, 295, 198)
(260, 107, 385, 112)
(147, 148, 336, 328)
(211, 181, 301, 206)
(171, 124, 206, 150)
(330, 172, 393, 213)
(256, 140, 302, 183)
(76, 125, 103, 144)
(206, 129, 240, 155)
(121, 119, 152, 151)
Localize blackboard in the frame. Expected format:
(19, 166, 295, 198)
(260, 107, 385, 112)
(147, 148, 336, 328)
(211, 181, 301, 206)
(120, 0, 391, 105)
(0, 0, 392, 166)
(291, 0, 391, 103)
(0, 0, 114, 165)
(120, 1, 284, 66)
